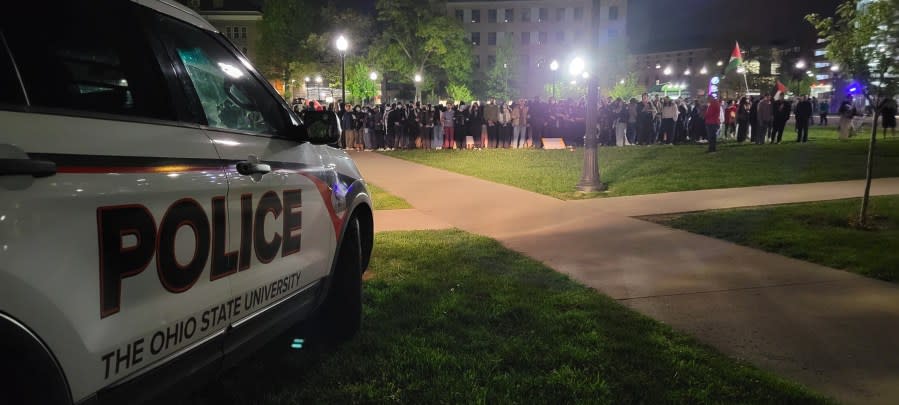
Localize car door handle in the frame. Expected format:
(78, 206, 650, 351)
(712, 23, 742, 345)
(236, 161, 271, 176)
(0, 157, 57, 178)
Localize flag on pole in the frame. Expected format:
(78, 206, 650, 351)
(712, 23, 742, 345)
(725, 42, 743, 75)
(775, 80, 788, 99)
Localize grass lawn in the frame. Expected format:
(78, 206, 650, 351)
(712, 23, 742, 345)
(646, 195, 899, 283)
(384, 127, 899, 199)
(187, 230, 827, 404)
(367, 182, 412, 210)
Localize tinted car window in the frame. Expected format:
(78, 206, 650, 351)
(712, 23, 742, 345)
(150, 13, 285, 136)
(0, 32, 25, 106)
(1, 1, 174, 120)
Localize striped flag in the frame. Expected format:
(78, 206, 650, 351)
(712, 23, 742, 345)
(775, 80, 788, 99)
(725, 42, 743, 75)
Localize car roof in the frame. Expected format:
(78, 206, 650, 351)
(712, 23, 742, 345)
(131, 0, 219, 33)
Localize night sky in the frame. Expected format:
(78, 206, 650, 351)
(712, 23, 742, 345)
(628, 0, 843, 52)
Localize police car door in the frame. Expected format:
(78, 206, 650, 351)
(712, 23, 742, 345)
(0, 2, 231, 401)
(148, 13, 336, 350)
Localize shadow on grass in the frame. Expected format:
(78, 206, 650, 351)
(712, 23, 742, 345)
(184, 230, 828, 405)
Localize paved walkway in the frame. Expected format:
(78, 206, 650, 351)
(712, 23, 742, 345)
(354, 151, 899, 405)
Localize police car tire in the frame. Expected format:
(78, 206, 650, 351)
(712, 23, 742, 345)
(316, 216, 363, 342)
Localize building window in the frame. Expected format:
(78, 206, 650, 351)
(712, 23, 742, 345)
(521, 8, 531, 22)
(474, 55, 480, 69)
(556, 8, 565, 21)
(471, 32, 480, 46)
(455, 10, 464, 23)
(536, 57, 545, 69)
(520, 32, 530, 45)
(504, 8, 514, 23)
(488, 32, 497, 46)
(574, 7, 583, 21)
(488, 55, 496, 68)
(538, 8, 548, 22)
(225, 27, 232, 38)
(505, 32, 515, 41)
(609, 6, 619, 20)
(556, 31, 564, 42)
(471, 10, 480, 23)
(538, 32, 547, 45)
(241, 27, 247, 39)
(488, 9, 497, 23)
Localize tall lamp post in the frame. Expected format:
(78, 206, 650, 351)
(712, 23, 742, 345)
(336, 35, 349, 104)
(414, 73, 422, 103)
(369, 72, 378, 105)
(550, 60, 559, 98)
(575, 0, 605, 192)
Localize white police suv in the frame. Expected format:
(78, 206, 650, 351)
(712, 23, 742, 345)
(0, 1, 374, 404)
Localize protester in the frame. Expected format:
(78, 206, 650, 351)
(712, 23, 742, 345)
(882, 97, 897, 138)
(770, 96, 791, 144)
(705, 96, 721, 153)
(736, 96, 750, 143)
(838, 96, 856, 140)
(795, 95, 813, 143)
(819, 98, 830, 126)
(757, 94, 773, 144)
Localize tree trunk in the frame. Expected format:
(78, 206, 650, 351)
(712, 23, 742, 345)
(859, 107, 879, 226)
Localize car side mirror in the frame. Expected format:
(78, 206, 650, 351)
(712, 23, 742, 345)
(300, 110, 341, 145)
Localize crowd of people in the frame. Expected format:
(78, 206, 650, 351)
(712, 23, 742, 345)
(291, 91, 897, 152)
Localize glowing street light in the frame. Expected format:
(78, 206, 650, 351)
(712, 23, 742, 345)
(656, 63, 661, 69)
(663, 66, 673, 75)
(700, 66, 708, 75)
(304, 76, 310, 83)
(582, 72, 589, 79)
(550, 60, 559, 98)
(569, 57, 585, 76)
(413, 73, 422, 102)
(369, 72, 378, 81)
(314, 75, 322, 84)
(716, 60, 724, 67)
(795, 60, 806, 69)
(335, 35, 349, 103)
(619, 78, 626, 84)
(831, 64, 840, 72)
(684, 68, 691, 76)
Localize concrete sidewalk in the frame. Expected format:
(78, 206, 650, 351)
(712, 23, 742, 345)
(354, 151, 899, 404)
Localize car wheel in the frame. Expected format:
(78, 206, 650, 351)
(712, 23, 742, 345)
(314, 216, 363, 342)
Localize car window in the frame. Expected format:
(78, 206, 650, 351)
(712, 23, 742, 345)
(0, 1, 174, 120)
(150, 13, 285, 136)
(0, 32, 25, 106)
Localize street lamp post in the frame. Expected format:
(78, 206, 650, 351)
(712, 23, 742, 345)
(550, 60, 559, 98)
(336, 35, 348, 104)
(571, 53, 604, 192)
(414, 73, 422, 103)
(369, 72, 378, 106)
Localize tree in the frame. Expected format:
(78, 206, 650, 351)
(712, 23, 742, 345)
(446, 83, 474, 103)
(370, 0, 472, 95)
(784, 74, 817, 97)
(255, 0, 321, 94)
(485, 39, 518, 100)
(807, 0, 898, 226)
(342, 59, 379, 105)
(607, 73, 646, 101)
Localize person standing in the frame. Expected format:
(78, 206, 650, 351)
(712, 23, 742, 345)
(819, 98, 830, 126)
(510, 100, 525, 148)
(770, 97, 791, 144)
(704, 96, 721, 153)
(749, 96, 759, 143)
(757, 94, 773, 144)
(881, 97, 897, 138)
(454, 103, 467, 149)
(483, 97, 499, 148)
(341, 104, 358, 151)
(441, 103, 454, 149)
(725, 100, 737, 139)
(467, 102, 483, 149)
(499, 101, 513, 148)
(659, 97, 678, 144)
(636, 93, 656, 144)
(838, 96, 857, 140)
(794, 95, 813, 143)
(736, 97, 750, 143)
(432, 104, 444, 149)
(529, 97, 546, 148)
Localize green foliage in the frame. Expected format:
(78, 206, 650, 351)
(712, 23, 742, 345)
(485, 39, 518, 101)
(371, 0, 472, 92)
(367, 183, 412, 210)
(341, 59, 379, 105)
(656, 195, 899, 282)
(806, 0, 899, 97)
(544, 80, 586, 100)
(784, 75, 817, 97)
(607, 73, 646, 101)
(386, 129, 899, 199)
(255, 0, 320, 89)
(446, 82, 474, 103)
